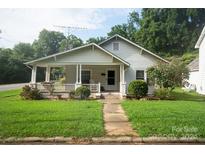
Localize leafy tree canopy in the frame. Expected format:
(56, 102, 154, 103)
(59, 34, 83, 52)
(108, 9, 205, 56)
(86, 36, 107, 44)
(32, 29, 66, 57)
(13, 43, 34, 61)
(107, 11, 140, 42)
(0, 48, 31, 83)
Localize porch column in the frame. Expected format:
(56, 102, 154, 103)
(75, 64, 82, 90)
(76, 64, 79, 83)
(120, 64, 125, 83)
(144, 70, 147, 82)
(31, 66, 37, 83)
(120, 64, 126, 96)
(45, 66, 51, 82)
(79, 64, 82, 84)
(122, 64, 125, 83)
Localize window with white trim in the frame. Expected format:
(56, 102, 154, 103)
(81, 70, 91, 84)
(113, 42, 119, 51)
(136, 70, 144, 80)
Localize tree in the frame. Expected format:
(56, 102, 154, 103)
(108, 24, 137, 42)
(86, 36, 106, 44)
(107, 11, 139, 42)
(108, 9, 205, 56)
(135, 9, 205, 56)
(0, 48, 31, 84)
(59, 34, 83, 51)
(147, 59, 189, 91)
(13, 43, 35, 61)
(32, 29, 66, 57)
(0, 48, 13, 83)
(108, 24, 129, 38)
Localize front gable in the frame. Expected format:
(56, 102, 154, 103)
(56, 46, 113, 63)
(100, 36, 163, 69)
(25, 44, 129, 67)
(99, 35, 168, 65)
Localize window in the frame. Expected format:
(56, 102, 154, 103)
(107, 70, 115, 85)
(136, 70, 144, 80)
(81, 70, 91, 84)
(113, 42, 119, 51)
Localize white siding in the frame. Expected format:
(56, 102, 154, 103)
(57, 47, 113, 63)
(199, 37, 205, 94)
(189, 71, 200, 90)
(101, 38, 160, 91)
(35, 46, 118, 66)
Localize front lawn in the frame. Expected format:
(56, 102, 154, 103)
(0, 89, 104, 138)
(122, 88, 205, 138)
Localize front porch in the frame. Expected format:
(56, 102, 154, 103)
(25, 43, 130, 98)
(30, 64, 127, 98)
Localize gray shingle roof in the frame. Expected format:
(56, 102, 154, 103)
(188, 58, 199, 72)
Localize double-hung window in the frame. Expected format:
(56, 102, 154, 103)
(136, 70, 145, 80)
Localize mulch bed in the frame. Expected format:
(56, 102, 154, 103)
(126, 95, 175, 101)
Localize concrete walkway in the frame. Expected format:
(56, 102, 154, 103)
(103, 95, 138, 136)
(0, 83, 28, 91)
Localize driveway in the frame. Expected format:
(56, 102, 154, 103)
(0, 83, 28, 91)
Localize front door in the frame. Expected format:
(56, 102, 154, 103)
(107, 70, 116, 91)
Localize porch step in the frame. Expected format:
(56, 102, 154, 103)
(101, 92, 121, 99)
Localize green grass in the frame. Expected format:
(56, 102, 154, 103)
(171, 88, 205, 102)
(122, 88, 205, 138)
(0, 89, 104, 138)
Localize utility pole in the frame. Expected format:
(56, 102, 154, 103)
(53, 25, 87, 50)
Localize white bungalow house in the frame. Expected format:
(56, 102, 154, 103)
(25, 34, 168, 97)
(186, 26, 205, 94)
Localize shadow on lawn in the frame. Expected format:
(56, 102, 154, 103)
(171, 88, 205, 102)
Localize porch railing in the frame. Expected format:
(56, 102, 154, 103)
(30, 82, 100, 93)
(82, 83, 100, 93)
(120, 82, 127, 96)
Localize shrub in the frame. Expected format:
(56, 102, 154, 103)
(20, 85, 42, 100)
(154, 88, 171, 100)
(75, 86, 91, 99)
(147, 59, 189, 91)
(128, 80, 148, 98)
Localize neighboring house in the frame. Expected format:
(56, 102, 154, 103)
(186, 58, 199, 91)
(25, 34, 168, 97)
(187, 26, 205, 94)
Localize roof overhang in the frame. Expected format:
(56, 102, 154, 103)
(24, 43, 130, 66)
(195, 26, 205, 48)
(99, 34, 169, 63)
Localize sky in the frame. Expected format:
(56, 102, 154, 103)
(0, 8, 141, 48)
